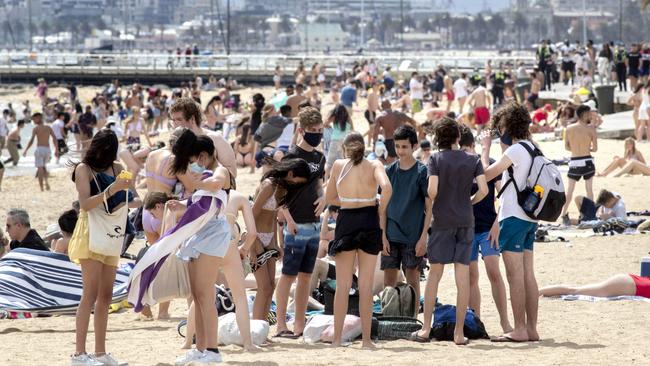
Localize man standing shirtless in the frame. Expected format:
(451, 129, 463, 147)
(466, 81, 493, 134)
(286, 84, 308, 118)
(444, 73, 454, 113)
(560, 104, 598, 226)
(364, 82, 380, 146)
(169, 98, 237, 179)
(22, 113, 59, 191)
(374, 100, 417, 164)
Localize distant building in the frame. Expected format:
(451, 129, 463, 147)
(297, 23, 349, 52)
(398, 32, 443, 50)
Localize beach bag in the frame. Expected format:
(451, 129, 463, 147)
(429, 304, 489, 341)
(87, 175, 129, 257)
(304, 314, 334, 343)
(380, 283, 417, 318)
(371, 316, 423, 341)
(498, 142, 566, 222)
(323, 279, 360, 316)
(321, 315, 362, 343)
(218, 312, 269, 346)
(215, 285, 235, 315)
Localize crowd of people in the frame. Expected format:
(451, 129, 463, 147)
(0, 47, 649, 366)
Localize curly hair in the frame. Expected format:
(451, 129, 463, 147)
(491, 101, 531, 140)
(298, 106, 323, 129)
(433, 117, 460, 150)
(170, 97, 203, 127)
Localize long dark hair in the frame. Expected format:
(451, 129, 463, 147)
(261, 158, 311, 206)
(170, 129, 215, 175)
(330, 104, 350, 131)
(71, 128, 118, 181)
(239, 124, 251, 146)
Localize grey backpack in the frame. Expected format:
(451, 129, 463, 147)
(498, 142, 566, 222)
(380, 283, 417, 318)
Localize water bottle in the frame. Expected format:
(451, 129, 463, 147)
(641, 257, 650, 277)
(523, 190, 541, 213)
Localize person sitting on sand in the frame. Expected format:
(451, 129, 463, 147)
(540, 273, 650, 299)
(598, 137, 646, 177)
(53, 209, 78, 254)
(4, 208, 49, 252)
(568, 189, 627, 224)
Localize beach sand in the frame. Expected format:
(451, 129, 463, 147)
(1, 85, 650, 365)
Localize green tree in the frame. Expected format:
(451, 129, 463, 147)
(512, 11, 528, 49)
(472, 14, 487, 45)
(280, 15, 293, 33)
(79, 20, 92, 38)
(95, 18, 107, 30)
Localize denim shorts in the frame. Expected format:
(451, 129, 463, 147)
(282, 222, 320, 275)
(470, 231, 501, 262)
(499, 217, 538, 253)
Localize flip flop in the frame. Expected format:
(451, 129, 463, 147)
(410, 331, 430, 343)
(274, 330, 300, 339)
(491, 335, 527, 343)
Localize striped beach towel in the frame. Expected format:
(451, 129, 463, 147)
(0, 248, 131, 315)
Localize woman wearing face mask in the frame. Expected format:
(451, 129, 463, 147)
(163, 129, 233, 365)
(250, 158, 311, 322)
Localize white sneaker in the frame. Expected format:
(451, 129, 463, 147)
(174, 349, 205, 366)
(70, 354, 103, 366)
(195, 350, 222, 364)
(93, 353, 127, 366)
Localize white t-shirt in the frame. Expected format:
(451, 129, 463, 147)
(409, 78, 424, 100)
(602, 193, 626, 219)
(276, 122, 295, 147)
(52, 119, 65, 140)
(499, 141, 537, 223)
(453, 78, 468, 99)
(560, 45, 575, 62)
(0, 117, 8, 137)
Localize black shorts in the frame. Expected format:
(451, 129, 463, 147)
(527, 93, 539, 106)
(364, 110, 376, 125)
(579, 197, 599, 222)
(380, 241, 424, 270)
(384, 138, 398, 158)
(567, 156, 595, 181)
(427, 226, 474, 265)
(629, 67, 640, 78)
(57, 139, 69, 155)
(329, 206, 382, 256)
(561, 61, 573, 72)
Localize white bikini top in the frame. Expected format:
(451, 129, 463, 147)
(262, 191, 277, 211)
(336, 160, 377, 203)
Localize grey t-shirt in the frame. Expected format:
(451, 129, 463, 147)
(428, 149, 484, 229)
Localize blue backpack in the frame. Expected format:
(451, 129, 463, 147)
(429, 304, 489, 341)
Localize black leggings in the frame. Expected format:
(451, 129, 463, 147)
(616, 64, 627, 92)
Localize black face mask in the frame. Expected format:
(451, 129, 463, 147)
(303, 132, 323, 148)
(494, 129, 513, 146)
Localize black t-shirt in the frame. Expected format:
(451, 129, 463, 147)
(282, 146, 325, 223)
(428, 150, 484, 229)
(9, 229, 49, 251)
(629, 52, 640, 69)
(472, 157, 500, 233)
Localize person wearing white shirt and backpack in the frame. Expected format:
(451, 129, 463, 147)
(483, 102, 565, 343)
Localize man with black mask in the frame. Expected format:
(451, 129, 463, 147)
(274, 106, 326, 340)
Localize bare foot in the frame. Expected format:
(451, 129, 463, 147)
(454, 336, 469, 346)
(361, 340, 377, 349)
(331, 340, 341, 348)
(157, 313, 170, 320)
(181, 343, 192, 350)
(501, 321, 514, 334)
(244, 344, 262, 352)
(527, 328, 540, 342)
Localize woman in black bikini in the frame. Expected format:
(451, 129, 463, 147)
(234, 123, 255, 173)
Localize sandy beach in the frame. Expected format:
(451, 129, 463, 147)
(1, 84, 649, 365)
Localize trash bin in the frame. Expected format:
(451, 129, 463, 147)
(594, 85, 616, 115)
(515, 78, 531, 104)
